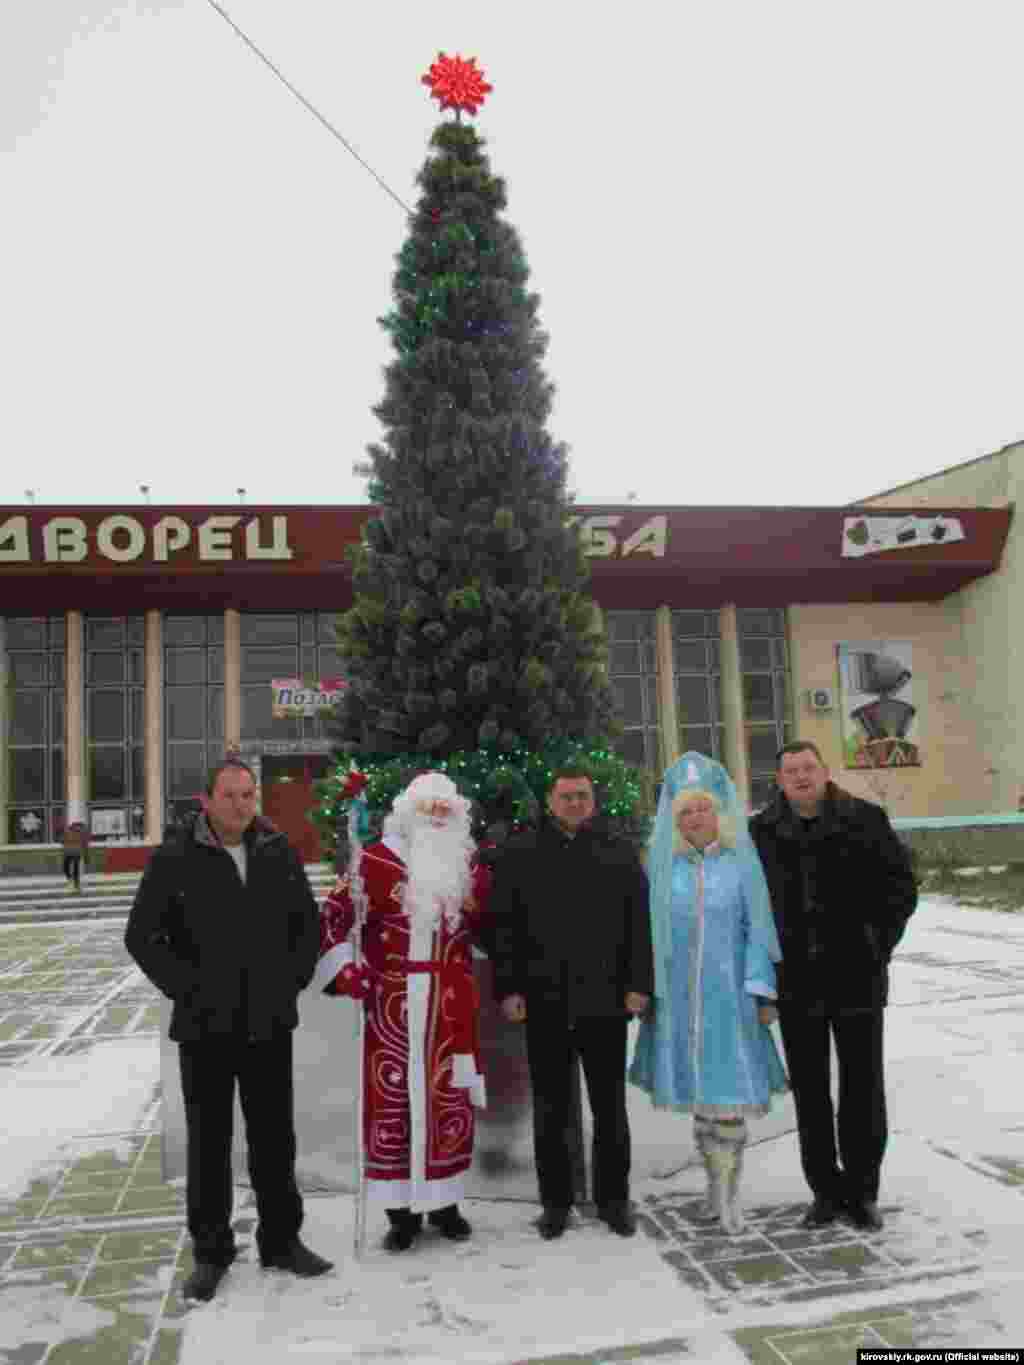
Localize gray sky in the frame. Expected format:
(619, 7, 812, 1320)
(3, 0, 1023, 509)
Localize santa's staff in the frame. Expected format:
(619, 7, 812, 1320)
(343, 770, 371, 1260)
(319, 768, 373, 1258)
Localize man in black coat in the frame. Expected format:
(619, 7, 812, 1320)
(125, 759, 333, 1302)
(489, 768, 653, 1240)
(750, 741, 917, 1232)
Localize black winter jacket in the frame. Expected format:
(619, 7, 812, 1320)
(749, 784, 917, 1013)
(124, 813, 320, 1043)
(489, 819, 654, 1021)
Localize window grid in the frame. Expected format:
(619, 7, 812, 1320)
(738, 608, 792, 811)
(672, 610, 725, 762)
(164, 616, 225, 822)
(604, 611, 661, 775)
(86, 617, 145, 840)
(5, 617, 66, 844)
(240, 612, 343, 745)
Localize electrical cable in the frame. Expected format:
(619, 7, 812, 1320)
(202, 0, 414, 215)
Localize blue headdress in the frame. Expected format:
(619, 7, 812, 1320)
(648, 752, 778, 1006)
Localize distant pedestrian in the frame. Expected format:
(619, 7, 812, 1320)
(490, 768, 653, 1241)
(62, 820, 89, 893)
(630, 753, 788, 1234)
(750, 741, 917, 1231)
(125, 759, 333, 1302)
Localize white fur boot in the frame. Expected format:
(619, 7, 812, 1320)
(710, 1120, 748, 1235)
(693, 1116, 718, 1219)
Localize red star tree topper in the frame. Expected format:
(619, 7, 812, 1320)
(421, 52, 493, 116)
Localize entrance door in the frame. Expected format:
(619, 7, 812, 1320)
(261, 757, 329, 863)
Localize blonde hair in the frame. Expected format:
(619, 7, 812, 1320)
(671, 787, 736, 851)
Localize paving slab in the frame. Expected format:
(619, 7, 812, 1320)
(3, 898, 1024, 1362)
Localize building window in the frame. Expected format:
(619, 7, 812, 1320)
(604, 611, 661, 774)
(672, 610, 724, 761)
(85, 616, 145, 840)
(164, 616, 224, 824)
(5, 616, 65, 843)
(240, 612, 342, 748)
(738, 608, 791, 811)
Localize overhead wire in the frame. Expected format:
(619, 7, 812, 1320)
(202, 0, 414, 216)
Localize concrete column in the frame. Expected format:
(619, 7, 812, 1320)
(591, 603, 608, 677)
(224, 608, 241, 750)
(144, 610, 163, 844)
(654, 605, 679, 771)
(66, 611, 86, 822)
(0, 619, 7, 842)
(718, 604, 751, 808)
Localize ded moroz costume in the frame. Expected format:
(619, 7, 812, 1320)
(314, 772, 491, 1249)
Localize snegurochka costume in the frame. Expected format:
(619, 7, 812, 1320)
(629, 752, 788, 1232)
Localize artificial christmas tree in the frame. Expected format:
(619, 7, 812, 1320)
(320, 56, 645, 856)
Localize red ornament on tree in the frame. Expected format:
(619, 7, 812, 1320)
(341, 770, 369, 801)
(421, 52, 493, 116)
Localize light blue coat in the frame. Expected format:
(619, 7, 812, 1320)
(629, 844, 788, 1116)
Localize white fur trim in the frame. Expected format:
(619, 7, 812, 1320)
(381, 832, 407, 863)
(452, 1053, 487, 1110)
(311, 941, 354, 995)
(362, 1172, 467, 1214)
(405, 772, 460, 804)
(744, 980, 777, 1000)
(405, 914, 433, 1208)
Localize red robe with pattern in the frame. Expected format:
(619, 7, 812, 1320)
(317, 840, 492, 1212)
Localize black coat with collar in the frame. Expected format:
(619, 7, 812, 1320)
(749, 784, 917, 1013)
(124, 813, 320, 1043)
(489, 817, 653, 1020)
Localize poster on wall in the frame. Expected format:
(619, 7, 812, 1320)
(841, 514, 965, 557)
(271, 677, 347, 719)
(90, 808, 128, 838)
(836, 641, 921, 768)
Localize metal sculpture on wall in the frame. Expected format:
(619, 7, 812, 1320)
(837, 641, 920, 768)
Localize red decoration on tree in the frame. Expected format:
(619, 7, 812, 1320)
(341, 770, 369, 801)
(421, 53, 493, 116)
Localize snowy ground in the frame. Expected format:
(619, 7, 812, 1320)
(2, 894, 1024, 1364)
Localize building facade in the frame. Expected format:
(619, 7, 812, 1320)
(1, 450, 1018, 863)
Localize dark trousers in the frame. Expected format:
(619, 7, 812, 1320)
(178, 1035, 303, 1266)
(525, 1013, 630, 1211)
(778, 1007, 887, 1205)
(63, 854, 81, 888)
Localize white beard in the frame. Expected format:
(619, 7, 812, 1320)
(403, 817, 474, 935)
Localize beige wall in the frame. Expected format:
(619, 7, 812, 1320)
(856, 440, 1024, 813)
(788, 600, 994, 818)
(862, 440, 1018, 509)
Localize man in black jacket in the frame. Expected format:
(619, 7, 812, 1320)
(125, 759, 332, 1302)
(490, 769, 653, 1240)
(750, 741, 917, 1232)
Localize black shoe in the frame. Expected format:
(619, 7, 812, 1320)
(846, 1200, 884, 1231)
(382, 1217, 423, 1255)
(260, 1239, 334, 1276)
(427, 1205, 472, 1241)
(598, 1202, 637, 1237)
(183, 1262, 229, 1302)
(801, 1197, 842, 1228)
(382, 1223, 423, 1250)
(537, 1207, 570, 1240)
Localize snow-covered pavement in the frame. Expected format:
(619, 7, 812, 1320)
(2, 895, 1024, 1363)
